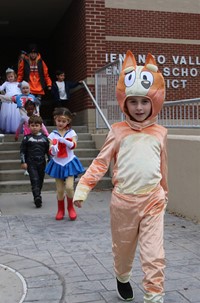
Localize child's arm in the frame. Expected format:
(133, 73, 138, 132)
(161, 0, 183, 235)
(45, 137, 51, 162)
(73, 129, 116, 204)
(15, 116, 25, 141)
(49, 139, 59, 156)
(41, 123, 49, 137)
(160, 130, 168, 204)
(0, 94, 12, 102)
(20, 136, 28, 170)
(17, 60, 25, 82)
(59, 136, 76, 149)
(0, 82, 6, 93)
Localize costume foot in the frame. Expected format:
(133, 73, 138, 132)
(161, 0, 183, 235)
(34, 197, 42, 208)
(67, 197, 77, 220)
(144, 293, 164, 303)
(116, 278, 134, 301)
(56, 199, 65, 220)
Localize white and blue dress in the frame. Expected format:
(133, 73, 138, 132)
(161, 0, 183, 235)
(45, 129, 85, 179)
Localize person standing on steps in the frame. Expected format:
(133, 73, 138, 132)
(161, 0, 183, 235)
(73, 51, 168, 303)
(45, 107, 85, 221)
(51, 69, 82, 109)
(15, 100, 49, 141)
(17, 44, 52, 102)
(0, 68, 21, 133)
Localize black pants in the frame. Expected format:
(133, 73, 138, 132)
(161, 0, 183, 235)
(27, 161, 46, 199)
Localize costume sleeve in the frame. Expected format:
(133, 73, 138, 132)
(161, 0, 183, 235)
(0, 82, 6, 92)
(0, 95, 12, 102)
(41, 123, 49, 137)
(73, 128, 116, 202)
(15, 117, 25, 138)
(51, 82, 59, 101)
(160, 130, 168, 204)
(20, 136, 28, 163)
(44, 137, 50, 161)
(17, 60, 25, 82)
(42, 61, 52, 87)
(68, 81, 80, 89)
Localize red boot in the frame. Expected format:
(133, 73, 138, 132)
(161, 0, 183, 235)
(67, 196, 77, 220)
(56, 199, 65, 220)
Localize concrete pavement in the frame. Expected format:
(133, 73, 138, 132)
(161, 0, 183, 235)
(0, 190, 200, 303)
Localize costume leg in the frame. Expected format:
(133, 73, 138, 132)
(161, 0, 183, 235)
(37, 162, 45, 197)
(138, 186, 166, 302)
(65, 176, 77, 220)
(28, 161, 42, 207)
(110, 191, 139, 283)
(55, 178, 65, 220)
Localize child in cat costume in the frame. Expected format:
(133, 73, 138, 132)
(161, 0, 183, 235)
(73, 50, 168, 303)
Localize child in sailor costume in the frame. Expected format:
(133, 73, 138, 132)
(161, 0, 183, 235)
(45, 107, 85, 221)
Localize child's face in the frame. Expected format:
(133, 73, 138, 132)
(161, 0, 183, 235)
(7, 72, 15, 82)
(29, 52, 37, 60)
(21, 86, 30, 95)
(55, 115, 71, 130)
(26, 105, 35, 117)
(125, 96, 152, 122)
(29, 123, 42, 135)
(57, 73, 65, 82)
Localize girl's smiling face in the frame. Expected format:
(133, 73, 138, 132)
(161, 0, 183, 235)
(21, 85, 30, 95)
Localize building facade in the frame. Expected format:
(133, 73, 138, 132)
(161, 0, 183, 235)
(51, 0, 200, 130)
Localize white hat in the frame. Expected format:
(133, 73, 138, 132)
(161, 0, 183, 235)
(6, 68, 14, 73)
(20, 81, 30, 88)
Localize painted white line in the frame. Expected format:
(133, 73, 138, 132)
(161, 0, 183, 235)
(0, 264, 27, 303)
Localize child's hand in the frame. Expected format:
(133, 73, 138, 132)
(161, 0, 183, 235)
(21, 163, 27, 170)
(15, 135, 19, 141)
(51, 145, 59, 155)
(74, 200, 83, 208)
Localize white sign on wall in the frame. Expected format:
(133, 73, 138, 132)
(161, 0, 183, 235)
(106, 53, 200, 89)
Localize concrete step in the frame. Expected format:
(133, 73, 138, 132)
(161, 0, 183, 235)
(0, 168, 110, 181)
(2, 133, 93, 143)
(0, 148, 99, 160)
(0, 126, 112, 194)
(0, 170, 50, 181)
(0, 158, 95, 170)
(0, 177, 113, 193)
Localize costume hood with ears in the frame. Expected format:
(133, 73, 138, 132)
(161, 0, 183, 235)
(116, 50, 165, 130)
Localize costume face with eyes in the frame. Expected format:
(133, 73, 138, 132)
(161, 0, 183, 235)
(116, 50, 165, 122)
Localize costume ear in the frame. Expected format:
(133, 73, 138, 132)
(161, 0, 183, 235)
(145, 53, 158, 72)
(122, 50, 137, 71)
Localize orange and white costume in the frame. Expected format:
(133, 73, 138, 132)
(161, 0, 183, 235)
(73, 51, 168, 303)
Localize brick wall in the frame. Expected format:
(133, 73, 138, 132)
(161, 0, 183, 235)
(51, 0, 107, 114)
(50, 0, 200, 118)
(105, 8, 200, 101)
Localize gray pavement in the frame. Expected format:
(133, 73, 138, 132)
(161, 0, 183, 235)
(0, 190, 200, 303)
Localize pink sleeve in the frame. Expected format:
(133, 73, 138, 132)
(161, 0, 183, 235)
(42, 123, 49, 136)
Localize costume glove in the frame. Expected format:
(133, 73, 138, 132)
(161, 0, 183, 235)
(59, 137, 68, 144)
(50, 144, 59, 156)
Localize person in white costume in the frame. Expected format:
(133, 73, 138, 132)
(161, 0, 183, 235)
(0, 68, 21, 133)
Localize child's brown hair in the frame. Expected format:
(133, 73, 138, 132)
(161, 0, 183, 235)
(28, 115, 43, 125)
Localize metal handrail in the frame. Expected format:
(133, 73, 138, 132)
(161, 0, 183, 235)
(82, 81, 111, 130)
(164, 97, 200, 106)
